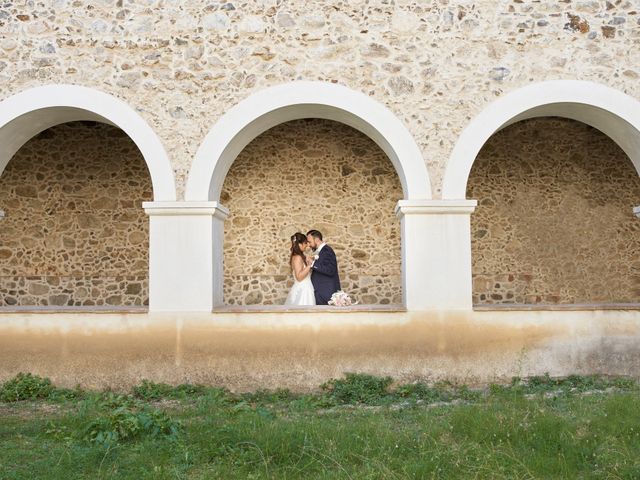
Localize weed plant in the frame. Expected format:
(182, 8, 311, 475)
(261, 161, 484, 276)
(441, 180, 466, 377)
(83, 393, 180, 447)
(0, 372, 80, 402)
(132, 380, 206, 400)
(0, 372, 54, 402)
(321, 372, 393, 404)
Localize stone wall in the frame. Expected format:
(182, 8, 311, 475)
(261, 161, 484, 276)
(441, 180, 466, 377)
(0, 122, 151, 307)
(1, 1, 639, 309)
(221, 119, 403, 305)
(1, 1, 638, 199)
(468, 117, 640, 305)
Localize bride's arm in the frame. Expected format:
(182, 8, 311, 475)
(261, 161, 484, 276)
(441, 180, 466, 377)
(292, 256, 312, 282)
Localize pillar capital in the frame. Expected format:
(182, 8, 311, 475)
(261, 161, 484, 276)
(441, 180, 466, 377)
(395, 199, 477, 217)
(143, 201, 229, 221)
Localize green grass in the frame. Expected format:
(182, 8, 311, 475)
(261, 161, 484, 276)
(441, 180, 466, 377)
(1, 373, 639, 479)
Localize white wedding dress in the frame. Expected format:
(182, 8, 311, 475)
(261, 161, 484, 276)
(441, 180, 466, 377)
(284, 272, 316, 306)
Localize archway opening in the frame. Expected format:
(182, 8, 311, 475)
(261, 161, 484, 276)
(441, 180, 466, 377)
(0, 121, 152, 308)
(467, 117, 640, 306)
(220, 118, 403, 306)
(184, 82, 432, 311)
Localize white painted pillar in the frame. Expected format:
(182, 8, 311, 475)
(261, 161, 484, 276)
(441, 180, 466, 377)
(143, 201, 229, 312)
(395, 200, 477, 311)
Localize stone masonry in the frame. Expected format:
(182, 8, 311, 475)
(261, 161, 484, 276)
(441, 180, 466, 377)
(0, 1, 638, 199)
(469, 118, 640, 305)
(0, 122, 151, 306)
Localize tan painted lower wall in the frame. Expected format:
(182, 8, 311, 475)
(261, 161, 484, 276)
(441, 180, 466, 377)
(1, 310, 638, 391)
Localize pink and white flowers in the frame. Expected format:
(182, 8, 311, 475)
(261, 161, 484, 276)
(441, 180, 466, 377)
(328, 290, 357, 306)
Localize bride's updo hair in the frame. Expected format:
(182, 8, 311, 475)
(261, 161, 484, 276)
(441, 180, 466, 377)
(290, 232, 308, 266)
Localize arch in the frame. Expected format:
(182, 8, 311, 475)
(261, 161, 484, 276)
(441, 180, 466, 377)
(442, 80, 640, 199)
(186, 81, 432, 201)
(0, 85, 176, 201)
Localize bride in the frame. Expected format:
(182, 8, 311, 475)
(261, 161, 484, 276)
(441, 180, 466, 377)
(284, 232, 316, 306)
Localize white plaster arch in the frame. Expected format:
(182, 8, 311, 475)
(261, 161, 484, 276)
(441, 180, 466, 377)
(0, 85, 176, 201)
(186, 81, 432, 201)
(442, 80, 640, 199)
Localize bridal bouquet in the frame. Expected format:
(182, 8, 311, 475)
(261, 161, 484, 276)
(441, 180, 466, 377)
(328, 290, 357, 306)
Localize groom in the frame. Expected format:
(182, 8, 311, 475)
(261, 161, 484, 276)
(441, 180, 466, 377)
(307, 229, 341, 305)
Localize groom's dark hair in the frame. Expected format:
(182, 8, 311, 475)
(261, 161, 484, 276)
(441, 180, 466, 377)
(306, 229, 323, 241)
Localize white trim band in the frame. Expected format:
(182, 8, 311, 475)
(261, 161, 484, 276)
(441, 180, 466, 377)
(0, 85, 176, 201)
(442, 80, 640, 199)
(186, 81, 432, 202)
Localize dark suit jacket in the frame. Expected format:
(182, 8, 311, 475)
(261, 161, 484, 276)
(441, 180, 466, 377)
(311, 244, 341, 305)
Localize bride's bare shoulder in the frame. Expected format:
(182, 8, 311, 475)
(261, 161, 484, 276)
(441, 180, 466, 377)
(291, 255, 304, 266)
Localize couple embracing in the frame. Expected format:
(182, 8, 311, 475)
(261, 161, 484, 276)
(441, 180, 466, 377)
(284, 230, 341, 306)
